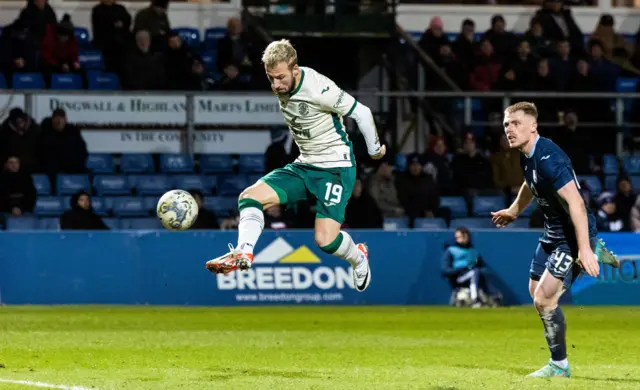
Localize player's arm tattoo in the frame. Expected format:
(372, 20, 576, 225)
(508, 181, 533, 216)
(557, 181, 592, 251)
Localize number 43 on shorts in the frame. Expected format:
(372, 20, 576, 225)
(324, 183, 343, 206)
(552, 251, 574, 274)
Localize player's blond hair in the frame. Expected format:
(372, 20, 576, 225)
(505, 102, 538, 120)
(261, 39, 298, 70)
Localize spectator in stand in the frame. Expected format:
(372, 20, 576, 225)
(216, 17, 252, 91)
(524, 17, 552, 59)
(397, 153, 440, 227)
(493, 66, 520, 91)
(91, 0, 132, 76)
(40, 109, 88, 186)
(0, 156, 36, 217)
(535, 0, 585, 58)
(40, 15, 80, 77)
(631, 195, 640, 232)
(368, 159, 404, 218)
(418, 16, 449, 62)
(0, 16, 38, 78)
(133, 0, 170, 52)
(568, 59, 602, 122)
(451, 132, 493, 197)
(17, 0, 57, 47)
(188, 189, 220, 230)
(264, 130, 299, 174)
(60, 190, 109, 230)
(595, 192, 625, 232)
(587, 39, 618, 91)
(344, 178, 383, 229)
(528, 58, 559, 122)
(424, 136, 454, 195)
(550, 111, 592, 174)
(506, 39, 537, 86)
(123, 30, 166, 90)
(166, 31, 203, 90)
(0, 108, 42, 174)
(433, 42, 466, 90)
(614, 177, 635, 231)
(482, 14, 517, 62)
(590, 14, 630, 61)
(550, 39, 574, 91)
(490, 134, 523, 204)
(452, 19, 476, 75)
(469, 39, 501, 91)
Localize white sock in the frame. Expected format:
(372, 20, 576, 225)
(552, 359, 569, 369)
(333, 231, 362, 268)
(236, 207, 264, 255)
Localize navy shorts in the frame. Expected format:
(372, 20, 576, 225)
(529, 237, 597, 289)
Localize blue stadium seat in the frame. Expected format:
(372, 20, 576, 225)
(120, 218, 162, 230)
(602, 154, 618, 175)
(50, 73, 82, 90)
(87, 154, 115, 173)
(383, 217, 410, 230)
(78, 51, 104, 70)
(134, 174, 172, 195)
(578, 175, 602, 194)
(605, 175, 618, 190)
(39, 218, 60, 230)
(520, 201, 537, 218)
(56, 174, 91, 195)
(450, 218, 495, 230)
(94, 175, 130, 196)
(90, 197, 110, 217)
(120, 154, 154, 173)
(200, 50, 217, 71)
(616, 78, 638, 92)
(174, 27, 201, 47)
(87, 71, 120, 90)
(395, 154, 407, 171)
(204, 27, 226, 48)
(218, 174, 249, 196)
(6, 216, 38, 231)
(74, 27, 91, 48)
(173, 175, 208, 193)
(143, 197, 158, 213)
(34, 197, 64, 216)
(623, 156, 640, 175)
(504, 218, 532, 229)
(0, 73, 7, 88)
(113, 197, 147, 217)
(204, 196, 236, 217)
(414, 218, 447, 229)
(238, 154, 265, 173)
(12, 73, 45, 89)
(160, 153, 194, 173)
(472, 196, 505, 217)
(32, 174, 51, 195)
(102, 218, 120, 230)
(630, 176, 640, 191)
(440, 196, 468, 218)
(200, 154, 233, 173)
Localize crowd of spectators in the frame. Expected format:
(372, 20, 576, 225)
(0, 0, 258, 90)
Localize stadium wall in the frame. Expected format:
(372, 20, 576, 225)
(0, 231, 637, 306)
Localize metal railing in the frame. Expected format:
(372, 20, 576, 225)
(1, 89, 636, 155)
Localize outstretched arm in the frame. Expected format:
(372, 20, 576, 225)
(508, 181, 534, 216)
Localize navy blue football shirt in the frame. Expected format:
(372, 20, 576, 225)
(521, 136, 597, 243)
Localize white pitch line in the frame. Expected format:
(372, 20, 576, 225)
(0, 378, 95, 390)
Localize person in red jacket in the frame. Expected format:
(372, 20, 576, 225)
(40, 14, 80, 75)
(469, 39, 501, 91)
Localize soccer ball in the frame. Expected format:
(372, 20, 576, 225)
(156, 190, 199, 231)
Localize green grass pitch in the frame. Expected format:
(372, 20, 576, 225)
(0, 306, 638, 389)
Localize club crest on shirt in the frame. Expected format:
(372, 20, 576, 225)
(298, 102, 309, 116)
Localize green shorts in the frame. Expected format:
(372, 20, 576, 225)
(261, 163, 356, 223)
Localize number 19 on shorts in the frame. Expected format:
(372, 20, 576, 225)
(324, 183, 343, 204)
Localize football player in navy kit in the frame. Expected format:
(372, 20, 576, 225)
(491, 102, 619, 378)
